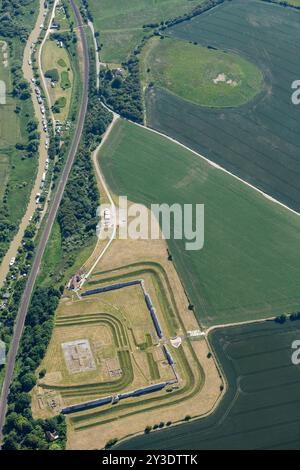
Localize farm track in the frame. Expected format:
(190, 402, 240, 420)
(80, 2, 299, 311)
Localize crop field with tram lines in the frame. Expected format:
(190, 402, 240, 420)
(145, 0, 300, 213)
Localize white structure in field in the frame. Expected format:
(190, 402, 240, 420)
(0, 80, 6, 104)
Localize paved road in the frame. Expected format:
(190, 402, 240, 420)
(0, 0, 89, 444)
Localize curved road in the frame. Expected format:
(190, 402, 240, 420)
(0, 0, 89, 444)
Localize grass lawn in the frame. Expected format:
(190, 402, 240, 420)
(284, 0, 300, 5)
(100, 119, 300, 326)
(146, 0, 300, 214)
(88, 0, 203, 63)
(41, 39, 73, 121)
(143, 37, 263, 108)
(37, 220, 97, 288)
(61, 71, 71, 90)
(0, 103, 20, 146)
(58, 58, 67, 68)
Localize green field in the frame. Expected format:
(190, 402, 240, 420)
(145, 0, 300, 214)
(88, 0, 203, 63)
(42, 39, 74, 120)
(118, 320, 300, 449)
(143, 37, 263, 107)
(100, 119, 300, 326)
